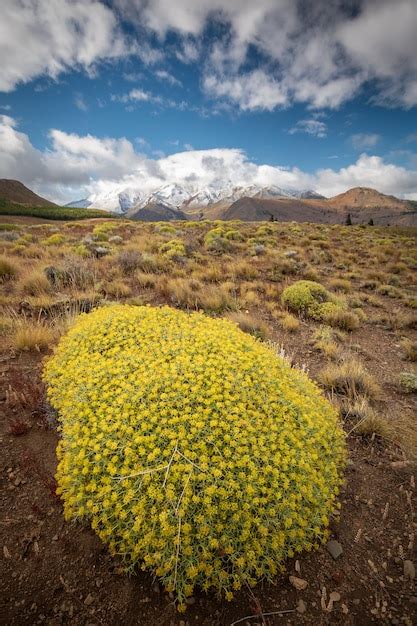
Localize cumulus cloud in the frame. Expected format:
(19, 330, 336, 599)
(115, 0, 417, 110)
(350, 133, 381, 150)
(289, 119, 327, 138)
(2, 1, 417, 113)
(0, 0, 135, 92)
(1, 116, 417, 203)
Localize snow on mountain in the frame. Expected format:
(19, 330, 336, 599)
(143, 183, 193, 209)
(71, 181, 323, 212)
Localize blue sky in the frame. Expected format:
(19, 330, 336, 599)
(0, 0, 416, 203)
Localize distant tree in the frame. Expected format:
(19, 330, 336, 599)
(368, 218, 374, 226)
(198, 210, 204, 221)
(345, 213, 352, 226)
(269, 213, 275, 222)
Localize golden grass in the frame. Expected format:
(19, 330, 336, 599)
(279, 313, 300, 332)
(323, 307, 360, 331)
(225, 311, 269, 339)
(0, 256, 19, 282)
(400, 338, 417, 361)
(18, 270, 51, 297)
(13, 320, 55, 352)
(319, 358, 380, 401)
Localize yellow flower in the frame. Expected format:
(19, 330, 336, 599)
(43, 304, 346, 607)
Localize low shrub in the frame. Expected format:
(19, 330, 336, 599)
(281, 280, 340, 320)
(204, 228, 232, 253)
(44, 305, 346, 609)
(117, 249, 142, 274)
(399, 372, 417, 393)
(159, 239, 186, 260)
(42, 234, 66, 246)
(0, 223, 20, 231)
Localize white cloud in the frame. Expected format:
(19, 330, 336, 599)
(0, 0, 134, 92)
(1, 116, 417, 204)
(350, 133, 380, 150)
(289, 119, 327, 138)
(203, 70, 287, 112)
(314, 154, 417, 198)
(112, 88, 152, 103)
(155, 70, 182, 87)
(2, 1, 417, 112)
(74, 93, 88, 112)
(116, 0, 417, 110)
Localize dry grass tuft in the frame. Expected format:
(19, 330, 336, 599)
(319, 358, 380, 401)
(18, 270, 52, 297)
(323, 307, 360, 331)
(13, 320, 55, 352)
(400, 338, 417, 361)
(0, 256, 19, 282)
(225, 311, 269, 339)
(279, 313, 300, 332)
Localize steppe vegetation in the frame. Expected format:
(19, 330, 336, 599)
(1, 215, 416, 625)
(0, 199, 112, 220)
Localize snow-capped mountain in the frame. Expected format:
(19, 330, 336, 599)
(69, 181, 324, 213)
(145, 183, 193, 208)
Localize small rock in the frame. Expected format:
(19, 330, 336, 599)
(152, 582, 160, 594)
(409, 596, 417, 604)
(296, 599, 307, 614)
(289, 575, 308, 591)
(3, 545, 11, 559)
(404, 560, 415, 580)
(52, 535, 58, 542)
(84, 594, 94, 606)
(326, 539, 343, 560)
(185, 596, 195, 605)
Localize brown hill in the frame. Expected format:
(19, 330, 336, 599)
(223, 197, 335, 223)
(0, 179, 57, 206)
(327, 187, 410, 212)
(222, 188, 417, 225)
(128, 202, 188, 222)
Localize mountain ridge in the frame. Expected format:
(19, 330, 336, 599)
(0, 179, 57, 207)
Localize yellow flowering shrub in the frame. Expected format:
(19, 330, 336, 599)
(158, 239, 186, 259)
(43, 305, 346, 609)
(282, 280, 341, 320)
